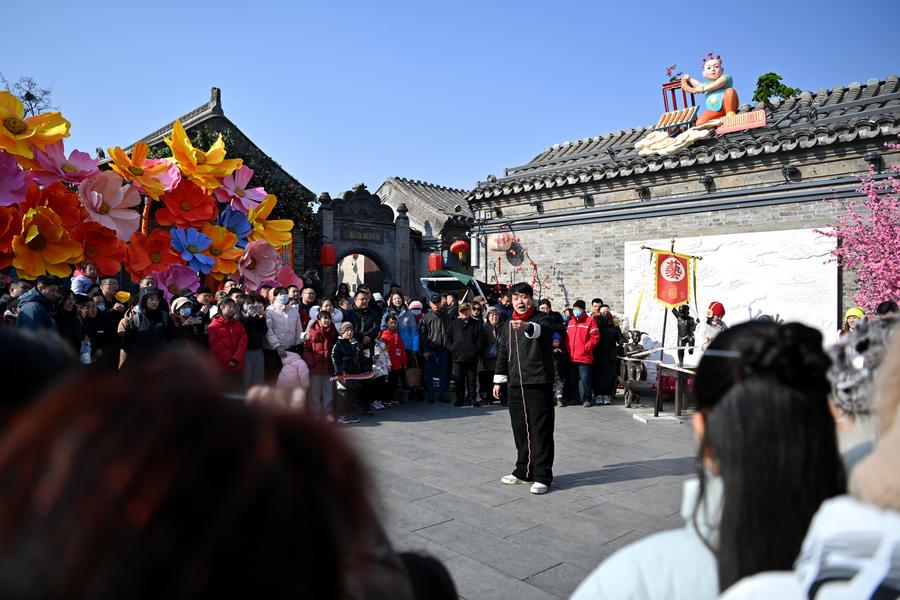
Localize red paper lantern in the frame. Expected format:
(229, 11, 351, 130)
(320, 243, 336, 267)
(450, 239, 470, 260)
(428, 252, 443, 272)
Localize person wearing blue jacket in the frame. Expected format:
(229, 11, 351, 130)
(15, 276, 59, 332)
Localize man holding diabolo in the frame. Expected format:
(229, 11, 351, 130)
(492, 282, 556, 495)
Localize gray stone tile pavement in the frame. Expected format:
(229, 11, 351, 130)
(344, 396, 696, 600)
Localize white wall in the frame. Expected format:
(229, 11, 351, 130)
(623, 228, 838, 372)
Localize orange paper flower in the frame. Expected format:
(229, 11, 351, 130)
(108, 142, 181, 200)
(164, 120, 242, 191)
(0, 205, 21, 269)
(12, 206, 83, 278)
(0, 91, 71, 160)
(22, 182, 87, 228)
(156, 179, 218, 228)
(201, 224, 243, 276)
(126, 229, 183, 279)
(248, 194, 293, 247)
(71, 222, 127, 277)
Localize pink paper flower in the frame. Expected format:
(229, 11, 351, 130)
(0, 151, 27, 206)
(77, 171, 142, 241)
(276, 264, 304, 288)
(136, 158, 181, 197)
(239, 239, 279, 291)
(214, 165, 266, 213)
(155, 264, 200, 303)
(33, 141, 100, 185)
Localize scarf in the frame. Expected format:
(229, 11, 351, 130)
(512, 305, 535, 321)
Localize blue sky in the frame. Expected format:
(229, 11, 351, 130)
(4, 0, 898, 197)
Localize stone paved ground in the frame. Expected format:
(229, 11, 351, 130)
(344, 395, 696, 600)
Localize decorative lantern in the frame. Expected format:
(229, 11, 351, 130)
(488, 232, 514, 252)
(450, 239, 470, 260)
(428, 252, 443, 272)
(320, 243, 336, 267)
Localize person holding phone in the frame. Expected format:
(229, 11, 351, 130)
(241, 295, 269, 389)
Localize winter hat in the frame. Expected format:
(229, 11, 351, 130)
(339, 322, 354, 334)
(171, 297, 192, 314)
(708, 301, 725, 318)
(552, 333, 561, 341)
(409, 300, 423, 310)
(845, 306, 865, 321)
(573, 299, 587, 310)
(427, 293, 442, 305)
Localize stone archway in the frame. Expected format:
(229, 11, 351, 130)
(336, 250, 390, 294)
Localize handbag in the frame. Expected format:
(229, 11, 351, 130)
(405, 353, 423, 388)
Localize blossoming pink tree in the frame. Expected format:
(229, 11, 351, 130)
(817, 142, 900, 313)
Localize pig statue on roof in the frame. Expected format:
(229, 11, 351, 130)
(681, 53, 739, 126)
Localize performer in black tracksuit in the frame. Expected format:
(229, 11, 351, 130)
(492, 282, 556, 494)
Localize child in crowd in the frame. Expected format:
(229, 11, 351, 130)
(304, 310, 338, 421)
(70, 262, 98, 295)
(379, 314, 408, 405)
(332, 322, 365, 424)
(207, 297, 248, 393)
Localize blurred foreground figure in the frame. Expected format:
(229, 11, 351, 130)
(0, 351, 415, 600)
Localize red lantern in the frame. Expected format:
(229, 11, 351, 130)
(428, 252, 443, 272)
(320, 243, 336, 267)
(450, 239, 470, 260)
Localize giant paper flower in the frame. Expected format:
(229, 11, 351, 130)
(218, 206, 252, 249)
(170, 227, 215, 274)
(77, 172, 141, 241)
(238, 239, 279, 291)
(0, 205, 21, 269)
(0, 91, 71, 160)
(248, 195, 293, 247)
(33, 141, 99, 186)
(126, 229, 182, 278)
(108, 142, 181, 200)
(201, 224, 242, 276)
(164, 120, 242, 191)
(12, 206, 83, 278)
(23, 182, 87, 228)
(0, 151, 27, 206)
(214, 165, 266, 213)
(156, 179, 218, 227)
(155, 264, 200, 302)
(71, 222, 127, 276)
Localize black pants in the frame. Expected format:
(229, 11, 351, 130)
(507, 383, 555, 485)
(453, 359, 477, 404)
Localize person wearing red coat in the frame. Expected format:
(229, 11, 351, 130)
(565, 299, 600, 407)
(207, 298, 248, 393)
(379, 315, 408, 405)
(303, 310, 339, 420)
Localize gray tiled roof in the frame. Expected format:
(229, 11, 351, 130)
(468, 75, 900, 201)
(384, 177, 472, 217)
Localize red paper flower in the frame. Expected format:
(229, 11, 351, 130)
(71, 222, 127, 276)
(22, 182, 87, 228)
(155, 179, 218, 228)
(125, 229, 183, 279)
(0, 205, 21, 269)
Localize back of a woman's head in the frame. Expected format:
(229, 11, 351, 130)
(0, 351, 372, 599)
(693, 321, 831, 412)
(0, 328, 77, 423)
(708, 378, 844, 591)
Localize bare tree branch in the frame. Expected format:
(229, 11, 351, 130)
(0, 72, 55, 117)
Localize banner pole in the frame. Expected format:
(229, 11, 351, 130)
(654, 238, 675, 417)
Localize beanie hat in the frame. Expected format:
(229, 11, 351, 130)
(845, 306, 865, 321)
(339, 322, 354, 334)
(552, 333, 561, 341)
(409, 301, 423, 310)
(171, 297, 192, 313)
(708, 301, 725, 318)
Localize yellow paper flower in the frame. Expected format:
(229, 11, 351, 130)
(201, 224, 243, 276)
(107, 142, 179, 200)
(164, 120, 242, 191)
(248, 195, 293, 247)
(0, 91, 71, 160)
(12, 206, 83, 278)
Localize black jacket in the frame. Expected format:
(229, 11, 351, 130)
(121, 288, 177, 364)
(446, 317, 484, 362)
(241, 313, 268, 350)
(495, 311, 554, 387)
(331, 337, 366, 376)
(345, 305, 381, 346)
(419, 309, 450, 352)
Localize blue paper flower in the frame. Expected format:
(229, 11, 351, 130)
(170, 228, 216, 275)
(218, 207, 252, 249)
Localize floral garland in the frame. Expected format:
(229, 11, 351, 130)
(0, 91, 295, 293)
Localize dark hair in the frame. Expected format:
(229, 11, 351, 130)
(316, 310, 333, 321)
(99, 276, 118, 285)
(8, 278, 28, 290)
(259, 284, 272, 291)
(539, 299, 552, 308)
(338, 283, 350, 293)
(301, 286, 315, 294)
(399, 552, 457, 600)
(287, 284, 299, 291)
(0, 328, 78, 422)
(196, 286, 212, 295)
(706, 379, 844, 591)
(876, 300, 899, 316)
(692, 321, 844, 591)
(353, 289, 368, 299)
(384, 314, 398, 323)
(217, 297, 237, 311)
(0, 353, 374, 598)
(73, 293, 93, 308)
(272, 287, 288, 296)
(35, 276, 58, 290)
(509, 282, 533, 297)
(591, 297, 603, 305)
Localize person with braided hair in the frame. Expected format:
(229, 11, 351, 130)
(571, 321, 845, 600)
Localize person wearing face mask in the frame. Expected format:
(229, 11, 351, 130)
(263, 286, 305, 384)
(566, 300, 600, 408)
(240, 295, 269, 389)
(592, 304, 623, 406)
(403, 300, 424, 401)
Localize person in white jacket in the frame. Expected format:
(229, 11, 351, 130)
(264, 287, 305, 382)
(571, 321, 845, 600)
